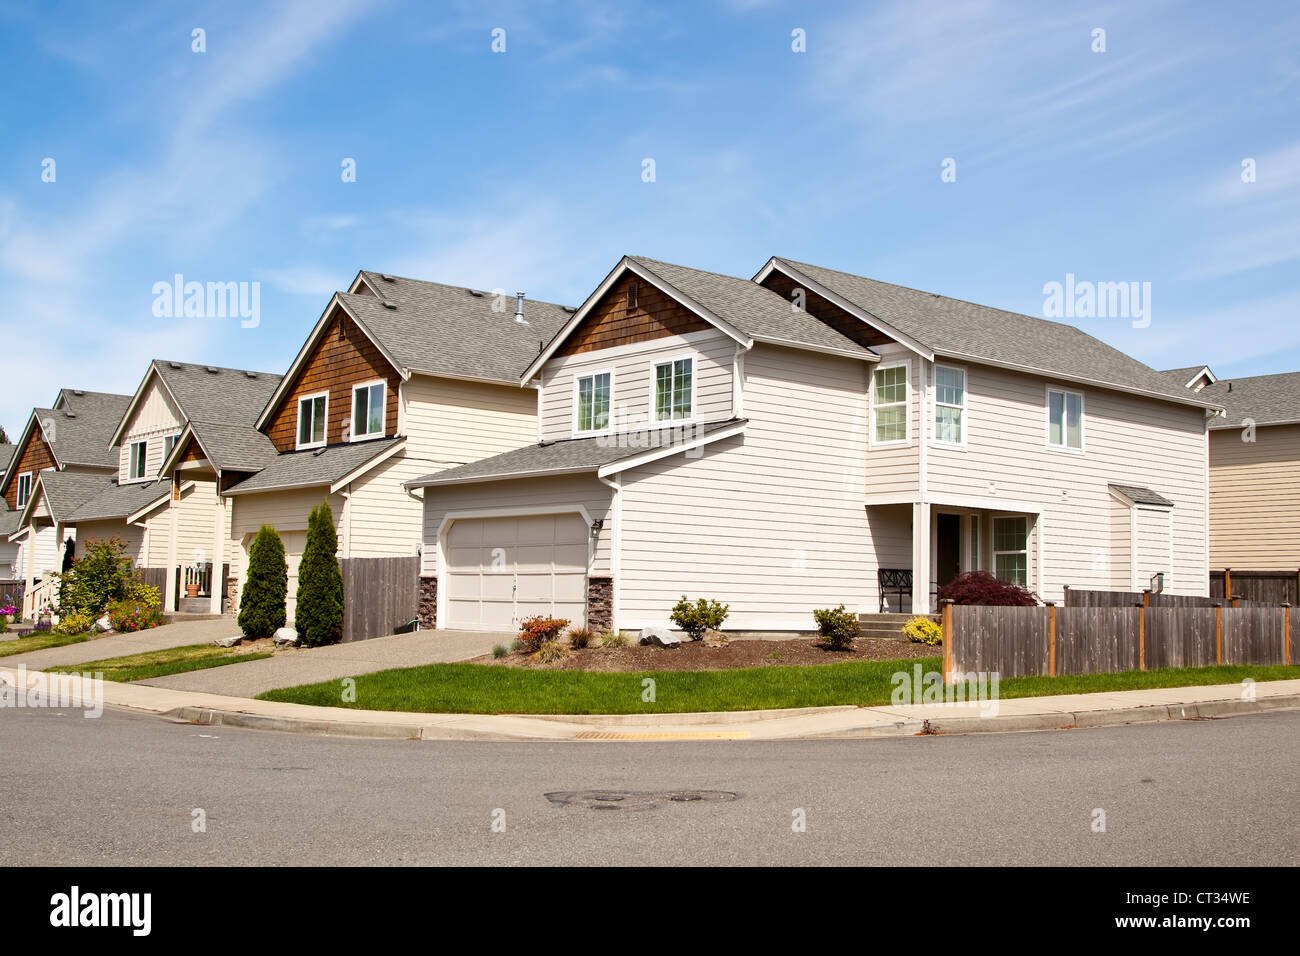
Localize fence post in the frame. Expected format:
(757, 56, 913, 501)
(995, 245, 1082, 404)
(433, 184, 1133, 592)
(1142, 589, 1151, 608)
(1285, 603, 1292, 666)
(1224, 568, 1232, 602)
(941, 599, 954, 683)
(1214, 603, 1222, 666)
(1137, 601, 1145, 672)
(1047, 601, 1056, 677)
(1230, 593, 1239, 609)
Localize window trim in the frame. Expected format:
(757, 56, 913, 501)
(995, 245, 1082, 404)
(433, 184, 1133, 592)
(296, 390, 330, 450)
(1045, 385, 1085, 454)
(15, 471, 32, 508)
(163, 432, 182, 460)
(350, 379, 387, 442)
(870, 361, 910, 447)
(932, 363, 967, 448)
(992, 515, 1030, 588)
(128, 440, 149, 481)
(572, 369, 615, 437)
(651, 354, 697, 425)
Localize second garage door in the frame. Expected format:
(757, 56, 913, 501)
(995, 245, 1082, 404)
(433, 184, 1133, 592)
(445, 514, 588, 631)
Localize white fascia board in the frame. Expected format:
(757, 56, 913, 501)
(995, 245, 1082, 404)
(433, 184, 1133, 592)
(329, 438, 407, 493)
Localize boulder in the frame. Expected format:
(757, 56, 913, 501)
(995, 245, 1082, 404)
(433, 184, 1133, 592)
(212, 635, 243, 648)
(702, 628, 729, 647)
(639, 626, 681, 648)
(273, 627, 300, 647)
(95, 616, 113, 633)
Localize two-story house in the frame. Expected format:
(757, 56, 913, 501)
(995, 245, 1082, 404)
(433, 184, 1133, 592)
(406, 255, 1220, 634)
(0, 443, 17, 578)
(182, 272, 572, 635)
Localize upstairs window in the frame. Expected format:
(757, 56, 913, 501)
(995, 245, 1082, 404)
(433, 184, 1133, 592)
(16, 472, 32, 508)
(352, 381, 386, 440)
(164, 433, 181, 460)
(934, 365, 966, 444)
(994, 516, 1029, 587)
(1047, 388, 1084, 450)
(129, 440, 148, 480)
(297, 392, 328, 449)
(576, 372, 611, 433)
(873, 364, 908, 443)
(654, 358, 693, 422)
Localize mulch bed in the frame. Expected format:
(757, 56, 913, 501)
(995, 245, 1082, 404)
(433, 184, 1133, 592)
(470, 637, 939, 672)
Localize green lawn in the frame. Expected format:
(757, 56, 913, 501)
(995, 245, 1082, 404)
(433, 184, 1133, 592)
(0, 631, 91, 658)
(256, 657, 1300, 716)
(48, 644, 272, 683)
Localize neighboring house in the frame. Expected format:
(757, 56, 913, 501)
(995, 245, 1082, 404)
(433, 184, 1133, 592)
(1197, 371, 1300, 570)
(1160, 365, 1217, 393)
(407, 255, 1221, 634)
(0, 443, 17, 578)
(101, 360, 283, 613)
(1, 389, 132, 613)
(171, 272, 572, 633)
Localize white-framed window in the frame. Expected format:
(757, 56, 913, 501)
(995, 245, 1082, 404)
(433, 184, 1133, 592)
(993, 516, 1029, 587)
(351, 381, 386, 440)
(16, 472, 32, 508)
(297, 391, 328, 449)
(872, 363, 909, 444)
(1047, 387, 1084, 451)
(934, 364, 966, 445)
(968, 514, 981, 571)
(654, 357, 694, 422)
(129, 440, 148, 480)
(164, 433, 182, 460)
(575, 371, 612, 434)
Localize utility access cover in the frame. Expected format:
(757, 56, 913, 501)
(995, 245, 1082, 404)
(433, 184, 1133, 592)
(545, 789, 739, 812)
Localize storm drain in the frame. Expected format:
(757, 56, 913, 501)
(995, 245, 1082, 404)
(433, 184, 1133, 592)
(545, 789, 739, 812)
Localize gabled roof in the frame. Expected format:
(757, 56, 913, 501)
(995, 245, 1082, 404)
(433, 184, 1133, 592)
(1109, 483, 1174, 508)
(5, 391, 133, 489)
(66, 478, 172, 523)
(110, 360, 282, 447)
(759, 257, 1223, 412)
(524, 256, 877, 382)
(1202, 372, 1300, 430)
(0, 500, 19, 538)
(1159, 365, 1217, 390)
(223, 437, 404, 497)
(22, 470, 112, 525)
(405, 419, 747, 488)
(0, 444, 14, 474)
(159, 421, 281, 477)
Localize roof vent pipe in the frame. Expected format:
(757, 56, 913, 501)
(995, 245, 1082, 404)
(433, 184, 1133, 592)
(515, 291, 528, 325)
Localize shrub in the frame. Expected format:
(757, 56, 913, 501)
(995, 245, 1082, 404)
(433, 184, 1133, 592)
(238, 525, 287, 639)
(508, 638, 524, 653)
(600, 630, 628, 648)
(903, 616, 943, 645)
(813, 605, 860, 650)
(107, 599, 166, 633)
(120, 577, 161, 610)
(492, 644, 509, 659)
(295, 503, 344, 647)
(56, 538, 133, 615)
(669, 596, 729, 640)
(53, 608, 96, 635)
(937, 570, 1038, 606)
(567, 626, 597, 649)
(518, 615, 569, 652)
(534, 640, 570, 664)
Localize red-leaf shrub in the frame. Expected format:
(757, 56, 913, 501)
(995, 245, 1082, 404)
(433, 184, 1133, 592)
(518, 615, 570, 652)
(937, 571, 1038, 606)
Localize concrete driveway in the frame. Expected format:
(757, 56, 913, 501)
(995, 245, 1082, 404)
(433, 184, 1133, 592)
(137, 628, 510, 697)
(3, 617, 242, 671)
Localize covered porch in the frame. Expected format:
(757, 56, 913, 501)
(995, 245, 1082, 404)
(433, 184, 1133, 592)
(866, 494, 1044, 613)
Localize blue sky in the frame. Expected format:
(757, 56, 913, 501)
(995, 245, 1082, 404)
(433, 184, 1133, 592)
(1, 0, 1298, 434)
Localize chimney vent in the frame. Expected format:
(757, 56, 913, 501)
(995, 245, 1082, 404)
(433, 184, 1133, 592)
(515, 291, 529, 325)
(382, 300, 397, 310)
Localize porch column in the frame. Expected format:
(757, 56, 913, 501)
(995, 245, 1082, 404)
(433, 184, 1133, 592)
(208, 476, 225, 615)
(164, 486, 178, 613)
(22, 530, 35, 619)
(912, 501, 932, 614)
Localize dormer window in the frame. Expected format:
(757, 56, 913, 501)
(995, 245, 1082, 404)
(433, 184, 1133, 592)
(352, 381, 386, 440)
(129, 440, 148, 480)
(297, 392, 328, 449)
(576, 372, 612, 434)
(654, 357, 693, 422)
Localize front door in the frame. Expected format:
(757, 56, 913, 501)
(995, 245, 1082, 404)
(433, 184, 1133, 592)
(937, 513, 962, 588)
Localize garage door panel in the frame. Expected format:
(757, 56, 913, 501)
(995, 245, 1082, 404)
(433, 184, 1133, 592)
(447, 521, 485, 548)
(552, 543, 588, 567)
(514, 516, 557, 546)
(480, 574, 515, 601)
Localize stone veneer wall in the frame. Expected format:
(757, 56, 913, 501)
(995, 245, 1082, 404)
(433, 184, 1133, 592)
(418, 576, 437, 629)
(586, 576, 613, 632)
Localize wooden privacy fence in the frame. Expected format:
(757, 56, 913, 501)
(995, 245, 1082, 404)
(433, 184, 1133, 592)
(0, 580, 25, 612)
(341, 556, 419, 643)
(1063, 586, 1214, 608)
(944, 600, 1294, 679)
(1210, 569, 1300, 606)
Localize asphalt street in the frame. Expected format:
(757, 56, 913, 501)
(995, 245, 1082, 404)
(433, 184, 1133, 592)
(2, 706, 1296, 866)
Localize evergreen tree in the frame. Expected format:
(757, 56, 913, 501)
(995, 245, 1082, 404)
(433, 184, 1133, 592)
(295, 502, 344, 646)
(238, 525, 287, 638)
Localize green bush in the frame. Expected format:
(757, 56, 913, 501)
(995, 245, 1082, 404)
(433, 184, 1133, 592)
(53, 608, 96, 635)
(121, 577, 161, 610)
(56, 538, 133, 615)
(238, 525, 287, 639)
(669, 596, 729, 640)
(492, 644, 509, 659)
(813, 605, 860, 650)
(903, 616, 943, 645)
(295, 503, 344, 647)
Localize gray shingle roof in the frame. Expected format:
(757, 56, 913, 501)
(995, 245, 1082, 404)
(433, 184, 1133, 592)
(224, 437, 403, 497)
(152, 360, 283, 427)
(0, 500, 18, 538)
(32, 471, 115, 523)
(66, 479, 171, 523)
(773, 258, 1222, 410)
(407, 419, 746, 487)
(0, 444, 14, 473)
(35, 391, 132, 468)
(343, 272, 575, 383)
(185, 421, 281, 473)
(1109, 483, 1174, 507)
(1202, 372, 1300, 430)
(629, 257, 876, 358)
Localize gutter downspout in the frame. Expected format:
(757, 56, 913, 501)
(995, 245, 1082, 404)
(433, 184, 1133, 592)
(596, 474, 622, 634)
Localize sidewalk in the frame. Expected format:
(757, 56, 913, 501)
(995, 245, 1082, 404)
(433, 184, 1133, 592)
(1, 617, 242, 671)
(3, 662, 1296, 741)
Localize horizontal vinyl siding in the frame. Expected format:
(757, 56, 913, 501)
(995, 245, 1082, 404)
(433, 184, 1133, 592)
(342, 452, 424, 558)
(174, 480, 220, 567)
(228, 489, 343, 620)
(925, 363, 1208, 600)
(74, 520, 145, 566)
(1209, 424, 1300, 569)
(866, 344, 922, 497)
(619, 343, 876, 631)
(1135, 507, 1173, 588)
(403, 375, 539, 463)
(538, 330, 735, 440)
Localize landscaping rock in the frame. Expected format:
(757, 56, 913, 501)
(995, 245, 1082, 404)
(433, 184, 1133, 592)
(212, 635, 243, 648)
(273, 627, 300, 647)
(639, 626, 681, 648)
(702, 629, 729, 647)
(95, 616, 113, 633)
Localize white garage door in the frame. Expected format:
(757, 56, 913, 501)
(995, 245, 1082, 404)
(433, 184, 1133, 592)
(241, 530, 305, 627)
(445, 514, 588, 631)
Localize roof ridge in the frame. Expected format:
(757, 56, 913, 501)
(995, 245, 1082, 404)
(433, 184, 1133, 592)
(154, 358, 283, 378)
(356, 272, 576, 310)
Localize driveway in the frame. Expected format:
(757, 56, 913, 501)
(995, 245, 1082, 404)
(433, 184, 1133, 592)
(3, 617, 241, 671)
(137, 628, 510, 697)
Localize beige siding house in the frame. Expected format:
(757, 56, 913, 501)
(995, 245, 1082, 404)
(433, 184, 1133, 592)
(409, 255, 1220, 635)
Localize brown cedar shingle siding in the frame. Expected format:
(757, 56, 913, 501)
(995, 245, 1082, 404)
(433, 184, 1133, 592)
(759, 270, 896, 349)
(556, 273, 710, 357)
(264, 307, 401, 453)
(179, 436, 207, 464)
(3, 428, 56, 510)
